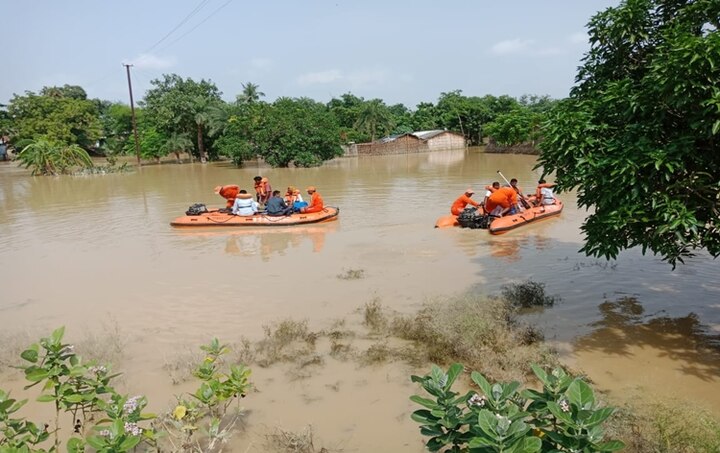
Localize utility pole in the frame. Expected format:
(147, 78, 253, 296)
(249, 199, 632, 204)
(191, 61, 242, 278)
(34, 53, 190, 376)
(123, 63, 141, 166)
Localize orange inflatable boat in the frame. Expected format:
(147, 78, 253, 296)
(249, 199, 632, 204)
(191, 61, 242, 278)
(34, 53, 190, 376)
(435, 199, 563, 233)
(170, 206, 339, 227)
(488, 200, 563, 234)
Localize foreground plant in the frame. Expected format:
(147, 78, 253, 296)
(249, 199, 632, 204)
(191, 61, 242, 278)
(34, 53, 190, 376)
(410, 363, 624, 452)
(2, 328, 252, 453)
(159, 338, 252, 452)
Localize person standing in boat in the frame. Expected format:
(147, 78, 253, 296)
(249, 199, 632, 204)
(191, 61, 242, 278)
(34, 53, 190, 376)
(266, 190, 294, 216)
(232, 190, 259, 216)
(535, 179, 557, 206)
(301, 186, 324, 213)
(451, 188, 480, 215)
(214, 185, 240, 212)
(254, 176, 272, 205)
(485, 186, 519, 217)
(482, 182, 501, 209)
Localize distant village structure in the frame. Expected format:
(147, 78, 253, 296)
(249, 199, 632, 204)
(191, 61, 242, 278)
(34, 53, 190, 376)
(343, 130, 466, 156)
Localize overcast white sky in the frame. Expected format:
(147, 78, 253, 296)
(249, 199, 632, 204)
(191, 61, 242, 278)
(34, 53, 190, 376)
(2, 0, 620, 108)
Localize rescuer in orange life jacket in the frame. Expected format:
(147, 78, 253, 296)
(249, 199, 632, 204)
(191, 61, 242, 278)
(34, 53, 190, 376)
(214, 185, 240, 211)
(301, 186, 325, 213)
(451, 188, 480, 215)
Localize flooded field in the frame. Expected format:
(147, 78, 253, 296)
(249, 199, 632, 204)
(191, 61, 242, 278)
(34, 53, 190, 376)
(1, 148, 718, 450)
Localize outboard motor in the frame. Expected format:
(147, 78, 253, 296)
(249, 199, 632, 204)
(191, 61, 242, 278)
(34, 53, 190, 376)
(457, 207, 493, 229)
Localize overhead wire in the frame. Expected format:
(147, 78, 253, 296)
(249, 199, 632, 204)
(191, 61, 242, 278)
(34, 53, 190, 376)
(153, 0, 234, 54)
(135, 0, 213, 64)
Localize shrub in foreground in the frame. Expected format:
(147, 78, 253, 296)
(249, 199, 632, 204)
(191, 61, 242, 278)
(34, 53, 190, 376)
(410, 363, 624, 452)
(0, 327, 251, 453)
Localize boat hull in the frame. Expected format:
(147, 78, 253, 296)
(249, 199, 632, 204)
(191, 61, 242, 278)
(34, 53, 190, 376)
(488, 201, 563, 234)
(170, 206, 340, 227)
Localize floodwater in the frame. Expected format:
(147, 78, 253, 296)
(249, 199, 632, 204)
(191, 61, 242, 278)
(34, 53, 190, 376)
(1, 149, 719, 450)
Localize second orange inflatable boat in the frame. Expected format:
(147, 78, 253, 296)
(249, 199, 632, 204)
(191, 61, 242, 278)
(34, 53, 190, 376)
(435, 199, 563, 233)
(171, 206, 339, 227)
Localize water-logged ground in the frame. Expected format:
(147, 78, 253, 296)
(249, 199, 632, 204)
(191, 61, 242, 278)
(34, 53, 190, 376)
(1, 149, 718, 450)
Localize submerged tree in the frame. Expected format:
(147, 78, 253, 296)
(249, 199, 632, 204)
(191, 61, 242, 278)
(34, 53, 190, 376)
(17, 137, 93, 175)
(538, 0, 720, 265)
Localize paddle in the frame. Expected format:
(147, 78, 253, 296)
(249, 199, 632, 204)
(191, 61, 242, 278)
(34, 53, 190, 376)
(497, 170, 531, 210)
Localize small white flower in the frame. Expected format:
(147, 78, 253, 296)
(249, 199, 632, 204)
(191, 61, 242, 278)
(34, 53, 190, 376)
(559, 399, 570, 413)
(468, 394, 487, 408)
(124, 422, 142, 436)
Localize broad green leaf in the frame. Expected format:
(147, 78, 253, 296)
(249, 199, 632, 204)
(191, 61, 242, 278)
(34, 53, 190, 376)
(50, 326, 66, 345)
(471, 371, 492, 399)
(36, 394, 56, 403)
(445, 363, 463, 391)
(119, 434, 142, 450)
(410, 395, 440, 410)
(24, 367, 48, 382)
(85, 435, 107, 450)
(530, 364, 549, 387)
(411, 409, 438, 424)
(20, 347, 39, 363)
(584, 407, 615, 427)
(477, 409, 497, 435)
(566, 379, 594, 408)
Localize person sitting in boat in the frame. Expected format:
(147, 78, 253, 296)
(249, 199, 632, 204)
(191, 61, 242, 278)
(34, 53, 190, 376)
(231, 190, 259, 216)
(254, 176, 272, 205)
(290, 188, 308, 212)
(301, 186, 324, 213)
(214, 185, 240, 212)
(451, 188, 480, 215)
(266, 190, 294, 216)
(482, 182, 501, 209)
(535, 179, 557, 206)
(510, 178, 531, 209)
(485, 186, 519, 217)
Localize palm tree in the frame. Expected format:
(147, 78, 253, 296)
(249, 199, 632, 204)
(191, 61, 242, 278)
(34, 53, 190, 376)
(162, 133, 194, 163)
(354, 99, 394, 142)
(191, 97, 211, 163)
(207, 104, 230, 138)
(17, 137, 93, 175)
(236, 82, 265, 105)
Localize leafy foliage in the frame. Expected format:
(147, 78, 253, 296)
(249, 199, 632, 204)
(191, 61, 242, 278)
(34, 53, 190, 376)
(141, 74, 223, 161)
(537, 0, 720, 265)
(252, 97, 342, 167)
(7, 87, 103, 148)
(410, 364, 624, 452)
(17, 137, 93, 175)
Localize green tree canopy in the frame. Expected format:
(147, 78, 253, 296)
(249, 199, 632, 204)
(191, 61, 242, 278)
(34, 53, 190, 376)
(354, 99, 394, 142)
(538, 0, 720, 265)
(141, 74, 223, 161)
(254, 97, 342, 167)
(7, 86, 103, 148)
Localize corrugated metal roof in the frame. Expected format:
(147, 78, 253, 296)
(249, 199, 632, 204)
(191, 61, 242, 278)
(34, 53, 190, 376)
(412, 130, 446, 140)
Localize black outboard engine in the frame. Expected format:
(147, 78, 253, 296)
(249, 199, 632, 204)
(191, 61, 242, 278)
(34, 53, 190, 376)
(457, 207, 492, 229)
(185, 203, 209, 216)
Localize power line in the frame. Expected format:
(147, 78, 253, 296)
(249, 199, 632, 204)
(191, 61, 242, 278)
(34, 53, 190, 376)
(139, 0, 212, 56)
(154, 0, 234, 54)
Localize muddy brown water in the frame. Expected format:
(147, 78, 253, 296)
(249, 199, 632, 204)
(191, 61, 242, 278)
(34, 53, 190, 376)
(1, 148, 719, 450)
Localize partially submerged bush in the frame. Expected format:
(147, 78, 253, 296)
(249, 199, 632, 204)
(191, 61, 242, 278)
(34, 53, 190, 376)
(501, 280, 556, 308)
(255, 319, 318, 367)
(336, 268, 365, 280)
(362, 298, 387, 333)
(390, 294, 555, 382)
